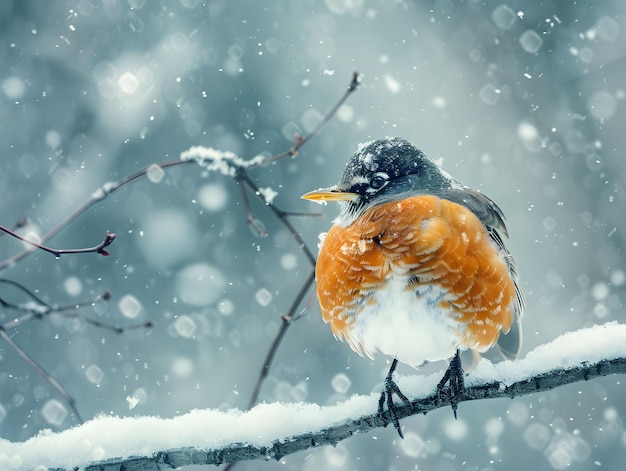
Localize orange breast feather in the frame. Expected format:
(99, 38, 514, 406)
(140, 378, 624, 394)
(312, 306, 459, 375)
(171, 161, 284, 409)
(315, 195, 515, 353)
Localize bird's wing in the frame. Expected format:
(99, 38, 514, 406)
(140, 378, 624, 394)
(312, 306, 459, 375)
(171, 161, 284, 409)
(441, 186, 508, 237)
(442, 187, 525, 360)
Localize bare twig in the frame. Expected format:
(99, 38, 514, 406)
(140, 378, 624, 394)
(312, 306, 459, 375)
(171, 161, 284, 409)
(0, 281, 112, 327)
(0, 217, 28, 239)
(246, 269, 315, 410)
(258, 71, 361, 166)
(0, 227, 116, 258)
(0, 326, 83, 423)
(0, 161, 190, 270)
(240, 174, 317, 266)
(0, 283, 152, 423)
(237, 178, 269, 237)
(0, 72, 359, 270)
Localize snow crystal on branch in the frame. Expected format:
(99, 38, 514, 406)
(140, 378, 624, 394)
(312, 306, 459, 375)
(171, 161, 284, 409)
(90, 182, 119, 201)
(257, 186, 278, 205)
(180, 146, 265, 177)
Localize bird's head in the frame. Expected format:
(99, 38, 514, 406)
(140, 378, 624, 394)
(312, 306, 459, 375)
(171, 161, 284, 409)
(302, 138, 457, 227)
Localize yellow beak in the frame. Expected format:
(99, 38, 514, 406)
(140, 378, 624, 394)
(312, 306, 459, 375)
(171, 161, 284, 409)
(301, 188, 359, 203)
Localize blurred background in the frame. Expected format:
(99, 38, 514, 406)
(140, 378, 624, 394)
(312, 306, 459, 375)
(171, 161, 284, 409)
(0, 0, 625, 469)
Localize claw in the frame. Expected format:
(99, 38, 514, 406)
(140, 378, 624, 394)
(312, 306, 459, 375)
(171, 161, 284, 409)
(378, 359, 411, 438)
(436, 349, 465, 418)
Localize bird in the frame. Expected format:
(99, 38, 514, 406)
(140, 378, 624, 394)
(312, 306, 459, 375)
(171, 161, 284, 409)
(301, 137, 524, 438)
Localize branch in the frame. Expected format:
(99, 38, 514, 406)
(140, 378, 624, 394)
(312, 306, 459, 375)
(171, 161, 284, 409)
(0, 160, 189, 270)
(258, 71, 360, 166)
(0, 72, 359, 269)
(5, 323, 625, 471)
(0, 283, 151, 424)
(0, 227, 116, 258)
(245, 269, 315, 410)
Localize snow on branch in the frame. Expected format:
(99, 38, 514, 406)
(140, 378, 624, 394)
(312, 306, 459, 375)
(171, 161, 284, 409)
(2, 323, 625, 471)
(180, 146, 265, 177)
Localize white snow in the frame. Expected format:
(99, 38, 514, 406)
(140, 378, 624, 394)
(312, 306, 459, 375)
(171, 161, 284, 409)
(2, 77, 26, 99)
(137, 209, 199, 270)
(172, 315, 197, 338)
(118, 294, 142, 319)
(519, 30, 543, 54)
(0, 398, 375, 471)
(254, 288, 273, 307)
(198, 182, 228, 211)
(331, 373, 352, 394)
(280, 253, 298, 270)
(384, 74, 401, 94)
(468, 322, 626, 387)
(40, 400, 67, 428)
(145, 163, 165, 183)
(175, 262, 226, 307)
(84, 365, 104, 386)
(257, 186, 278, 205)
(491, 5, 517, 30)
(63, 276, 83, 297)
(117, 72, 140, 94)
(126, 396, 139, 411)
(21, 231, 41, 251)
(524, 422, 551, 450)
(399, 432, 426, 458)
(588, 90, 617, 121)
(180, 146, 264, 176)
(0, 322, 625, 471)
(101, 181, 118, 195)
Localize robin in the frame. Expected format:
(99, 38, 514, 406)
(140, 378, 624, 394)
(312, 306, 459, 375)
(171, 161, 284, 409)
(302, 137, 524, 437)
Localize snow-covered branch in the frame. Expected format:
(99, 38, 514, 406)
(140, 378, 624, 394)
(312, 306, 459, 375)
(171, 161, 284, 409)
(2, 323, 625, 471)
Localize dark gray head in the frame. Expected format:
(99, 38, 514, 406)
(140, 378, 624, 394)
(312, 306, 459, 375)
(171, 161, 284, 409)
(303, 137, 509, 235)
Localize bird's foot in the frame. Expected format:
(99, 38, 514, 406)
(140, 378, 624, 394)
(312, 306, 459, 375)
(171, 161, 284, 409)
(378, 359, 411, 438)
(436, 349, 465, 418)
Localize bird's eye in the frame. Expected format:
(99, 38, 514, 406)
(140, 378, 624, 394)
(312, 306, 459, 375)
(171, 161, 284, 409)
(369, 175, 387, 190)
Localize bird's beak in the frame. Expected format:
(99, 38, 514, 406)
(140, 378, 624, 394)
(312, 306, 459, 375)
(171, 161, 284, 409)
(301, 187, 359, 204)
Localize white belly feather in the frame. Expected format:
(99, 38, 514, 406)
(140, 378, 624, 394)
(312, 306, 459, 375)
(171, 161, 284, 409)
(345, 277, 462, 367)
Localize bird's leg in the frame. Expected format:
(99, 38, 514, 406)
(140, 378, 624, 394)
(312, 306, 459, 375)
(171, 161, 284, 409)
(378, 358, 411, 438)
(436, 349, 465, 418)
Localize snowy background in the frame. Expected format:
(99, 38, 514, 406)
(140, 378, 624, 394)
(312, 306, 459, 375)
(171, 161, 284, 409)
(0, 1, 625, 470)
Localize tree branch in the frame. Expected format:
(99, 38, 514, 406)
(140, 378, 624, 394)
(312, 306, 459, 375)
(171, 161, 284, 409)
(6, 323, 623, 471)
(94, 360, 626, 471)
(0, 228, 116, 258)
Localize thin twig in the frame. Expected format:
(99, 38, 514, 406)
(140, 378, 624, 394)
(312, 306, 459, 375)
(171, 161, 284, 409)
(0, 72, 359, 269)
(0, 228, 116, 258)
(0, 217, 28, 239)
(236, 178, 268, 237)
(0, 277, 53, 308)
(241, 175, 317, 266)
(0, 284, 152, 422)
(246, 269, 315, 410)
(0, 161, 192, 270)
(49, 312, 154, 334)
(0, 281, 109, 328)
(257, 71, 361, 166)
(0, 327, 83, 423)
